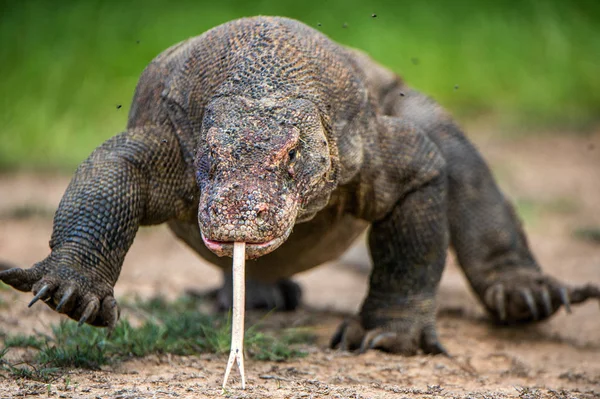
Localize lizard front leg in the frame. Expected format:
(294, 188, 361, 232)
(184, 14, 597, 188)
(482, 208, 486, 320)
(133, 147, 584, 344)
(332, 117, 448, 355)
(0, 125, 196, 329)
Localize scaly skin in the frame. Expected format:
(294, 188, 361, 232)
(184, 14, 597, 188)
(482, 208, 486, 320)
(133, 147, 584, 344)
(1, 17, 598, 352)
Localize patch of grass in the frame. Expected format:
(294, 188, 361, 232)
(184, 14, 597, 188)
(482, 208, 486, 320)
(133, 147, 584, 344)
(573, 227, 600, 244)
(543, 197, 579, 215)
(0, 295, 314, 381)
(1, 0, 599, 170)
(246, 329, 314, 361)
(0, 205, 55, 221)
(514, 196, 580, 227)
(515, 198, 541, 226)
(3, 364, 61, 384)
(0, 281, 10, 308)
(4, 335, 46, 350)
(0, 342, 61, 383)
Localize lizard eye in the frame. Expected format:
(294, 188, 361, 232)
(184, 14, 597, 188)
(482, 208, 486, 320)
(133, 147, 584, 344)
(288, 148, 297, 162)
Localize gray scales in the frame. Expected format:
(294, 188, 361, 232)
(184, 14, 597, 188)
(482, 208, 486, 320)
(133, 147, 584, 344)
(1, 16, 598, 356)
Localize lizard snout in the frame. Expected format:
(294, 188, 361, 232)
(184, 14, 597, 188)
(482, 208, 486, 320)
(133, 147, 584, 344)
(198, 178, 298, 258)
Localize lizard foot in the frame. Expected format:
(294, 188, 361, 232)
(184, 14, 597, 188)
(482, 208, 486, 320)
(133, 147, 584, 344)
(330, 317, 446, 356)
(0, 259, 120, 331)
(483, 269, 600, 324)
(331, 293, 447, 356)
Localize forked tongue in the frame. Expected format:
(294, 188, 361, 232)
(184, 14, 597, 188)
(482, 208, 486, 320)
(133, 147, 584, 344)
(222, 242, 246, 389)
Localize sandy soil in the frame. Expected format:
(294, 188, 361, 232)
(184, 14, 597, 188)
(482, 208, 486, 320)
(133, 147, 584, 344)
(0, 132, 599, 398)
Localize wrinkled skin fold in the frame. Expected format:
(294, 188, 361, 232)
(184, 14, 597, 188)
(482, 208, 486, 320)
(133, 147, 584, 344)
(2, 16, 599, 354)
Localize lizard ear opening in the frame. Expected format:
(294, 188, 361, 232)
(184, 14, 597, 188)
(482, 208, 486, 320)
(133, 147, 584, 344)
(288, 148, 297, 162)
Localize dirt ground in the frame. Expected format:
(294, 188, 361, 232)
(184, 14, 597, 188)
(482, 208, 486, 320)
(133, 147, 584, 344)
(0, 131, 599, 398)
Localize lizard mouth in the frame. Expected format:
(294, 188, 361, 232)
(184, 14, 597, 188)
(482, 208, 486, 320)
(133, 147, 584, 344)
(200, 225, 293, 259)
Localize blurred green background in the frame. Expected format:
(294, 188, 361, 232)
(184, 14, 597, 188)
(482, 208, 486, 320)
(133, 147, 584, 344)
(1, 0, 599, 170)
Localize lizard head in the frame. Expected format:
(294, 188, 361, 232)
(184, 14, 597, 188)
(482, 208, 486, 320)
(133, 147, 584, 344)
(196, 96, 338, 259)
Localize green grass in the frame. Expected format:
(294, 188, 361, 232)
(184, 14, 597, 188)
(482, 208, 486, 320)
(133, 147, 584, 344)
(1, 0, 599, 170)
(514, 198, 541, 227)
(0, 204, 55, 220)
(0, 295, 314, 381)
(3, 335, 46, 350)
(574, 227, 600, 243)
(513, 196, 580, 227)
(0, 283, 7, 308)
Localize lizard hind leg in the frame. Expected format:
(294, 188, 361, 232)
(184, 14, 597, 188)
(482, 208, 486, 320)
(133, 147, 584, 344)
(385, 88, 600, 323)
(189, 274, 302, 312)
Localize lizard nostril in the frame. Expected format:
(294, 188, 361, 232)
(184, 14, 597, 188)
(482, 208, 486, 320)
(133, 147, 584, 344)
(256, 204, 269, 223)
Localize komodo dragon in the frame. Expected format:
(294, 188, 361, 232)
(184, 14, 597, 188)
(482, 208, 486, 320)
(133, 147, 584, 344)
(2, 16, 598, 355)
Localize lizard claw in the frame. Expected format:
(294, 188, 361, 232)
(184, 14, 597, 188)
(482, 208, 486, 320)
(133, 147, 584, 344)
(485, 283, 506, 321)
(78, 298, 100, 327)
(331, 317, 445, 356)
(1, 256, 119, 330)
(101, 296, 120, 335)
(483, 269, 598, 324)
(28, 283, 53, 308)
(420, 324, 448, 356)
(359, 330, 395, 354)
(540, 287, 553, 317)
(55, 285, 76, 313)
(330, 318, 364, 352)
(559, 287, 571, 313)
(519, 288, 539, 321)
